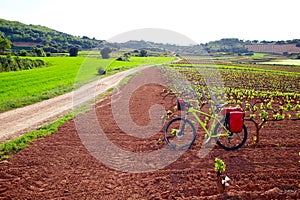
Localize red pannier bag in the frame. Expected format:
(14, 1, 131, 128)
(221, 107, 244, 133)
(221, 107, 243, 115)
(226, 111, 244, 133)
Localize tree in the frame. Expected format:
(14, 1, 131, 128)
(0, 37, 11, 54)
(139, 49, 147, 57)
(31, 47, 46, 57)
(283, 52, 290, 57)
(19, 49, 28, 56)
(100, 47, 112, 59)
(69, 47, 79, 57)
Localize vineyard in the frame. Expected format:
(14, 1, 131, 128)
(0, 66, 299, 199)
(245, 44, 300, 54)
(164, 56, 300, 145)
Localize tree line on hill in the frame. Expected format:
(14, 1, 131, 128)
(0, 18, 103, 54)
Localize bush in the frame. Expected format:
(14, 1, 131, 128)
(0, 56, 46, 72)
(97, 67, 106, 75)
(31, 47, 46, 57)
(116, 53, 130, 61)
(19, 49, 28, 56)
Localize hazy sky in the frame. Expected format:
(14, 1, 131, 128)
(0, 0, 299, 45)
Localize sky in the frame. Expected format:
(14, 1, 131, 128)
(0, 0, 299, 45)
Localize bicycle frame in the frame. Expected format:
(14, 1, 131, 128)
(184, 106, 230, 138)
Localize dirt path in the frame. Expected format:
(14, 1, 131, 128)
(0, 64, 158, 142)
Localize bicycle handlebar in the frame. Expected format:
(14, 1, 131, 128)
(178, 88, 226, 113)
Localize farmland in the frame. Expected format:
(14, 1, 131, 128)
(0, 56, 174, 112)
(1, 13, 300, 199)
(261, 59, 300, 66)
(245, 44, 300, 54)
(0, 65, 299, 199)
(0, 42, 300, 199)
(165, 56, 300, 146)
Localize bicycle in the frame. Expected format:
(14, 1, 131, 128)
(164, 89, 248, 151)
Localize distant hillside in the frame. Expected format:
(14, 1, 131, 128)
(1, 18, 300, 55)
(109, 38, 300, 55)
(101, 40, 180, 52)
(0, 18, 103, 52)
(105, 38, 249, 55)
(245, 44, 300, 54)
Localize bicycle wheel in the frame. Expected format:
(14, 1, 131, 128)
(164, 118, 196, 150)
(213, 118, 247, 151)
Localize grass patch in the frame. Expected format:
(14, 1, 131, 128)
(0, 56, 174, 112)
(77, 50, 101, 57)
(106, 57, 175, 72)
(261, 59, 300, 66)
(0, 114, 74, 160)
(252, 52, 267, 58)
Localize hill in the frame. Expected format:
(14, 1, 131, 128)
(245, 44, 300, 54)
(111, 38, 300, 55)
(0, 18, 103, 52)
(108, 38, 250, 55)
(1, 18, 300, 55)
(103, 39, 248, 55)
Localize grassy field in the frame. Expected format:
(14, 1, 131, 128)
(0, 56, 174, 112)
(261, 59, 300, 66)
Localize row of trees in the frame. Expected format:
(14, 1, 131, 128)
(0, 55, 45, 72)
(0, 37, 148, 59)
(0, 37, 80, 57)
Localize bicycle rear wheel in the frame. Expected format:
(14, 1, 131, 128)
(213, 118, 247, 151)
(164, 118, 196, 150)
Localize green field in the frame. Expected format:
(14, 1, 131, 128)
(0, 56, 174, 112)
(261, 59, 300, 66)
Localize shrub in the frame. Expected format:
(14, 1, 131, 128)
(97, 67, 106, 75)
(19, 49, 28, 56)
(31, 47, 46, 57)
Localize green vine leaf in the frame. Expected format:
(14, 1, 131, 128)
(215, 158, 226, 173)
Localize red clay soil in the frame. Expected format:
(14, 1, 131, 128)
(0, 68, 299, 199)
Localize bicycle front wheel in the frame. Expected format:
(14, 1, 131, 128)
(164, 118, 196, 150)
(213, 118, 247, 151)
